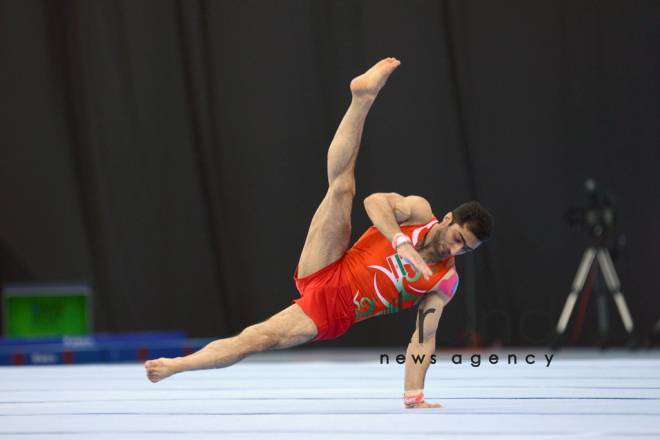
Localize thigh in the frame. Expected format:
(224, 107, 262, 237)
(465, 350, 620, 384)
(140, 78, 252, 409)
(297, 181, 354, 278)
(259, 304, 318, 350)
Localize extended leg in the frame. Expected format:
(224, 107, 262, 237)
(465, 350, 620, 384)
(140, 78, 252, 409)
(145, 58, 401, 383)
(145, 303, 317, 382)
(297, 57, 401, 277)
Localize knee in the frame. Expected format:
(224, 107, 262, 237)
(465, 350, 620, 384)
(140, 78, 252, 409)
(240, 324, 278, 351)
(329, 176, 356, 198)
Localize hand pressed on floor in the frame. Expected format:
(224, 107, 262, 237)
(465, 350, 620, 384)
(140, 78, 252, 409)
(405, 400, 444, 409)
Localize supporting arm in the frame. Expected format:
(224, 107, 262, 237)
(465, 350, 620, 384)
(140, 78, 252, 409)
(403, 290, 450, 409)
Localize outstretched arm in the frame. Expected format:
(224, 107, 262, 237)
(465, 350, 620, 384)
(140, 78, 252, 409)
(364, 193, 434, 278)
(403, 290, 452, 409)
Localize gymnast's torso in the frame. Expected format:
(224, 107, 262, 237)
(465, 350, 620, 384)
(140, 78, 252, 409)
(342, 217, 459, 323)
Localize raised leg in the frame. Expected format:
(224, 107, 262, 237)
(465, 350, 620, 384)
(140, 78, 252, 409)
(297, 57, 401, 278)
(145, 58, 401, 383)
(145, 303, 317, 382)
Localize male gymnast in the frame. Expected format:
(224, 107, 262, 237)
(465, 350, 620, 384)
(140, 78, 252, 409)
(145, 58, 493, 409)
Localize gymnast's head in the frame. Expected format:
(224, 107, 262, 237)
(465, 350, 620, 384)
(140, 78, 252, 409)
(433, 201, 493, 259)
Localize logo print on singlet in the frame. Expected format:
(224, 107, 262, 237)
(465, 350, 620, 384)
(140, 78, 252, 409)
(354, 254, 418, 321)
(353, 219, 452, 322)
(368, 255, 423, 315)
(389, 254, 406, 279)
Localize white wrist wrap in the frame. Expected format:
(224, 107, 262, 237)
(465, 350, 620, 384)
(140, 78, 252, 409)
(392, 233, 412, 250)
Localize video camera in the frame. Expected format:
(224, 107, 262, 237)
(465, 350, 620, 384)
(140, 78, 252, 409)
(564, 179, 616, 237)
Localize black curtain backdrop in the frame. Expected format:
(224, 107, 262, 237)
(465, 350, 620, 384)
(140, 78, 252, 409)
(1, 0, 658, 347)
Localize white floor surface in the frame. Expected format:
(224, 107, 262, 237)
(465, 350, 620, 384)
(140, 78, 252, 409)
(1, 348, 659, 439)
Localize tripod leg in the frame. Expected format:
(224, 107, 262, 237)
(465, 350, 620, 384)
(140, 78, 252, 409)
(596, 274, 609, 348)
(556, 248, 597, 335)
(596, 248, 634, 334)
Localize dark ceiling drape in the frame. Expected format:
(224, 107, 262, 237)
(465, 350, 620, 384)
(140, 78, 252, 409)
(1, 0, 658, 346)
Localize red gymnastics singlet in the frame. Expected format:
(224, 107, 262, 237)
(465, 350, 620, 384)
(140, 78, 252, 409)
(342, 217, 459, 323)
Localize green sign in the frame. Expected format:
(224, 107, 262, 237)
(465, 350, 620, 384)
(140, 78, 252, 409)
(3, 284, 91, 337)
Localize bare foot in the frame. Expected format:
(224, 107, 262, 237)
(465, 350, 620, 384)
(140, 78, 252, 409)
(350, 57, 401, 98)
(145, 357, 179, 383)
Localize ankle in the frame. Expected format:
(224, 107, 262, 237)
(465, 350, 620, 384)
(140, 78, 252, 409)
(171, 357, 185, 373)
(350, 94, 376, 108)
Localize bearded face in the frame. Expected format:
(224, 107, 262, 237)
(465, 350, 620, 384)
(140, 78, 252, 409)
(432, 219, 480, 259)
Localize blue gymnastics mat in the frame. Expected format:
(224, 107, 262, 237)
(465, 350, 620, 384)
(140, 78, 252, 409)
(0, 332, 213, 365)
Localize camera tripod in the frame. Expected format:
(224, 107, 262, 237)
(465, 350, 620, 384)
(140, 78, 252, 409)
(554, 240, 635, 348)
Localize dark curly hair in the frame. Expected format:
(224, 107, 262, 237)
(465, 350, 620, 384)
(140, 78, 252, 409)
(451, 201, 494, 243)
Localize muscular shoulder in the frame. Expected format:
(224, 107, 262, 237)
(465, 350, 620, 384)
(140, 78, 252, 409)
(414, 267, 458, 308)
(364, 192, 434, 225)
(414, 289, 451, 310)
(395, 195, 434, 226)
(435, 267, 458, 300)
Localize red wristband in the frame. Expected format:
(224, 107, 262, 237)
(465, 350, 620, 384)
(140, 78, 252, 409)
(403, 393, 424, 405)
(392, 234, 412, 250)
